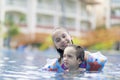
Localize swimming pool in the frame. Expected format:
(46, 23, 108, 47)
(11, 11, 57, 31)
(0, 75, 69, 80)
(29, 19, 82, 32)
(0, 48, 120, 80)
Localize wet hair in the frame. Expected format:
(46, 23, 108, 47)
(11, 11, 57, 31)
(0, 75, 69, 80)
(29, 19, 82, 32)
(56, 40, 73, 62)
(52, 27, 73, 62)
(67, 44, 84, 61)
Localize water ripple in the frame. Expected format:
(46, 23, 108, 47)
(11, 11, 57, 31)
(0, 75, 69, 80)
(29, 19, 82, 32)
(0, 49, 120, 80)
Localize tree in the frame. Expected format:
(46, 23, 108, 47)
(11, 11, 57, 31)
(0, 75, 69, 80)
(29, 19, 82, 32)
(4, 20, 20, 48)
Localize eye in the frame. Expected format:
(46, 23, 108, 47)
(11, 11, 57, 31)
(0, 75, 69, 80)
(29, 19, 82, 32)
(68, 55, 72, 58)
(55, 38, 61, 42)
(62, 34, 66, 38)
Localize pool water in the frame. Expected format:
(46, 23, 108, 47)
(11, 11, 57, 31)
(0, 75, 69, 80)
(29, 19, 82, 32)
(0, 48, 120, 80)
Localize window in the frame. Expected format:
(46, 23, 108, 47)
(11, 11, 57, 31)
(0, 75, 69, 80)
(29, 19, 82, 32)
(111, 0, 120, 3)
(80, 21, 91, 31)
(37, 0, 55, 10)
(111, 8, 120, 16)
(59, 17, 75, 28)
(5, 12, 26, 25)
(6, 0, 27, 7)
(60, 0, 76, 14)
(37, 14, 53, 26)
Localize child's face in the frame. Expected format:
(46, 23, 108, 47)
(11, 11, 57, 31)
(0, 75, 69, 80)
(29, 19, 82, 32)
(52, 29, 72, 50)
(63, 46, 81, 70)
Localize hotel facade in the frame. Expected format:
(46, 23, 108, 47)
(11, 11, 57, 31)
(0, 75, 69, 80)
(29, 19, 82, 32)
(0, 0, 100, 47)
(106, 0, 120, 28)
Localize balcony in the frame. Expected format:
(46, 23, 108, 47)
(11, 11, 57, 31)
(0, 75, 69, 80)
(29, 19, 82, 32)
(6, 0, 27, 7)
(80, 0, 100, 5)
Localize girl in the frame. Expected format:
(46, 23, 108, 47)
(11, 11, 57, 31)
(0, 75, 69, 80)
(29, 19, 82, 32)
(42, 27, 107, 73)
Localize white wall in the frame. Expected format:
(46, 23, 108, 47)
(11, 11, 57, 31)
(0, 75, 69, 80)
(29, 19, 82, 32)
(95, 0, 108, 27)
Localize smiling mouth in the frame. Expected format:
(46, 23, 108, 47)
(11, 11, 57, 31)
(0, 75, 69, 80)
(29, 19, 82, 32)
(64, 62, 69, 66)
(62, 44, 67, 47)
(62, 43, 68, 47)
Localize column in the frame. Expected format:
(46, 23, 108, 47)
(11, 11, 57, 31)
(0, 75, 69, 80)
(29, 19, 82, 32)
(27, 0, 37, 40)
(91, 5, 96, 29)
(0, 0, 6, 48)
(106, 0, 111, 28)
(54, 0, 59, 27)
(75, 0, 81, 37)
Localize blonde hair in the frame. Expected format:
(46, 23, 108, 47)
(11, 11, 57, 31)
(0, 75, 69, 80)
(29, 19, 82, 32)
(52, 27, 69, 38)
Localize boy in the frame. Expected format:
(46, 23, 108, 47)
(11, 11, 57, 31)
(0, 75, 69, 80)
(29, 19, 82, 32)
(63, 44, 85, 73)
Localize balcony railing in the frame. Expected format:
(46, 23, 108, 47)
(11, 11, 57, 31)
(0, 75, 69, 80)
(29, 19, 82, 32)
(80, 0, 100, 5)
(6, 0, 27, 7)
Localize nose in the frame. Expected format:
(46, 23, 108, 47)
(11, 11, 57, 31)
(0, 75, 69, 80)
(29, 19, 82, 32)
(61, 38, 65, 42)
(61, 38, 65, 41)
(63, 56, 68, 61)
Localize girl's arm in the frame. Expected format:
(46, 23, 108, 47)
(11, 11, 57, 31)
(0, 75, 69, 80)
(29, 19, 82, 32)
(84, 51, 90, 60)
(42, 58, 64, 73)
(84, 51, 107, 71)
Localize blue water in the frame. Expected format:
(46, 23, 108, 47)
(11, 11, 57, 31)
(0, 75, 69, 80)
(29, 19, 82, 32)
(0, 48, 120, 80)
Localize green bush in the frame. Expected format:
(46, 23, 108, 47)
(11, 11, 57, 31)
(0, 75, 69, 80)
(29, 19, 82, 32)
(88, 41, 114, 50)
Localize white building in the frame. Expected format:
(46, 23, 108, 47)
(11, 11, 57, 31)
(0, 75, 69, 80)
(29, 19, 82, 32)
(106, 0, 120, 28)
(0, 0, 99, 46)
